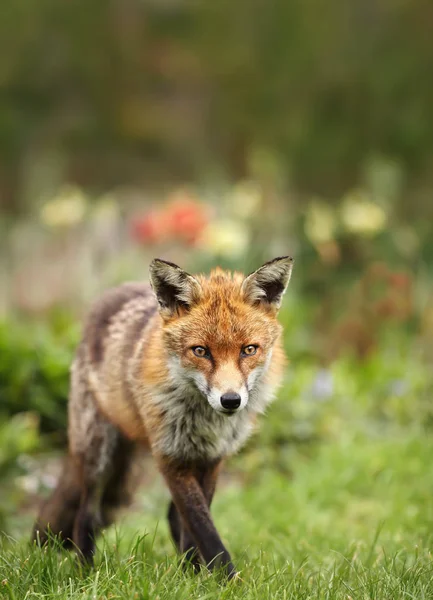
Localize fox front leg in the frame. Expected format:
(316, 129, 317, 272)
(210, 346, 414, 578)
(167, 461, 222, 571)
(168, 500, 201, 569)
(160, 460, 237, 579)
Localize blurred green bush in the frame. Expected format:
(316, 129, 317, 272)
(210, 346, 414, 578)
(239, 343, 433, 479)
(0, 314, 79, 528)
(1, 0, 433, 215)
(0, 314, 79, 438)
(0, 413, 40, 531)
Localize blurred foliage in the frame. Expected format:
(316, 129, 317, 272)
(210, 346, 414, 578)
(0, 314, 79, 527)
(0, 314, 79, 437)
(241, 345, 433, 478)
(0, 0, 433, 215)
(3, 170, 431, 318)
(0, 414, 40, 531)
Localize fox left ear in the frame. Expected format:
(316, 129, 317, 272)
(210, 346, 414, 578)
(242, 256, 294, 310)
(149, 259, 202, 317)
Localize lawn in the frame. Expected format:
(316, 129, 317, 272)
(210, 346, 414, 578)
(1, 394, 433, 598)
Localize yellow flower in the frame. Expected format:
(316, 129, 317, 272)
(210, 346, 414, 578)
(341, 190, 386, 236)
(226, 180, 262, 219)
(199, 219, 249, 258)
(40, 185, 87, 228)
(304, 199, 336, 244)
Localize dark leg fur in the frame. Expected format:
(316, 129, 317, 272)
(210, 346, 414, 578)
(168, 463, 220, 569)
(164, 461, 234, 577)
(71, 432, 136, 564)
(32, 427, 136, 564)
(100, 435, 136, 527)
(31, 455, 82, 548)
(168, 500, 200, 570)
(72, 486, 102, 565)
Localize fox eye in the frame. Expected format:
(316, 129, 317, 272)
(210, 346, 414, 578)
(192, 346, 209, 358)
(242, 345, 258, 357)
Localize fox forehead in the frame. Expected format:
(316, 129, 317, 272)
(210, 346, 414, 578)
(163, 269, 281, 352)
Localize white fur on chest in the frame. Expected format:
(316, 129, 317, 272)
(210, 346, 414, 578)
(151, 383, 254, 460)
(148, 358, 277, 461)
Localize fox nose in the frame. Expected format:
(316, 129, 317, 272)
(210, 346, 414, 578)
(220, 392, 241, 410)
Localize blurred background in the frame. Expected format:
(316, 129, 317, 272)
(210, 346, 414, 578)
(0, 1, 432, 536)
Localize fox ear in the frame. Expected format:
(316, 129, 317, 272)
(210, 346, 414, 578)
(242, 256, 294, 310)
(149, 259, 202, 316)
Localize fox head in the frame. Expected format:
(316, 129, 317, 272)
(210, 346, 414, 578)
(149, 257, 293, 415)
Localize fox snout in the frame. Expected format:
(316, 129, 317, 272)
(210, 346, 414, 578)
(206, 381, 249, 415)
(220, 392, 241, 411)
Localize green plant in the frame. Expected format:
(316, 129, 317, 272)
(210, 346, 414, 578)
(0, 314, 79, 437)
(0, 413, 40, 531)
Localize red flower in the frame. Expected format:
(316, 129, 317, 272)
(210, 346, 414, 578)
(163, 196, 209, 245)
(130, 210, 167, 244)
(130, 193, 210, 247)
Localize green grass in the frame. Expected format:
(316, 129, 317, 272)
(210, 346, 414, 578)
(2, 428, 433, 599)
(2, 339, 433, 599)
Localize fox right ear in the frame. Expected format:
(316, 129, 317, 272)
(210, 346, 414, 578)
(242, 256, 294, 311)
(149, 259, 202, 317)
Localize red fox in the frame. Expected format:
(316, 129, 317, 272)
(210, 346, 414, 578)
(32, 256, 293, 578)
